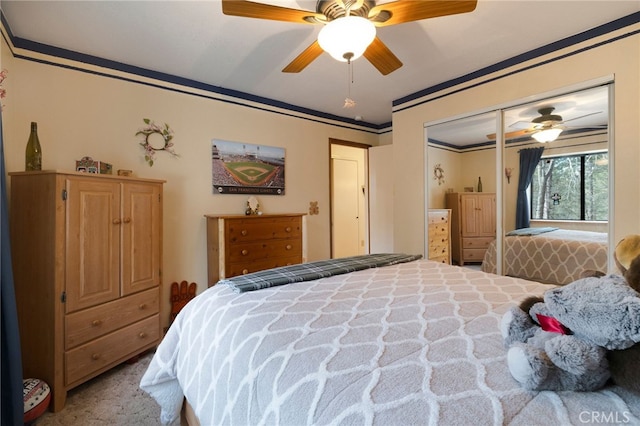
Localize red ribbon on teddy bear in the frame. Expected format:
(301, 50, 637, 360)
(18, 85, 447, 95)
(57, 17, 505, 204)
(536, 313, 571, 335)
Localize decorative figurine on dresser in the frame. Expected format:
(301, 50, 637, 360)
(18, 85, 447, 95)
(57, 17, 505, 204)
(205, 213, 307, 287)
(9, 170, 164, 412)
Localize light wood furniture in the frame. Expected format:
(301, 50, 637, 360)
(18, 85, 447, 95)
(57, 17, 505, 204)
(427, 209, 451, 264)
(9, 170, 164, 412)
(205, 214, 306, 287)
(446, 192, 496, 265)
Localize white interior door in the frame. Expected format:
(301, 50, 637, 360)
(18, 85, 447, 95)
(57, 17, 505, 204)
(331, 157, 361, 258)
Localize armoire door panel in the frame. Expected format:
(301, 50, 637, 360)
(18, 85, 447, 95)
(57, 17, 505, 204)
(65, 178, 120, 313)
(121, 182, 162, 295)
(460, 196, 479, 236)
(478, 195, 497, 236)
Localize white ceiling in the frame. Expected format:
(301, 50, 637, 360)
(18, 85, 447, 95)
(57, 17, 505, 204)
(1, 1, 638, 127)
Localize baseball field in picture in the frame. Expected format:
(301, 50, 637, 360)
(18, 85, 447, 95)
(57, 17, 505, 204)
(211, 139, 285, 195)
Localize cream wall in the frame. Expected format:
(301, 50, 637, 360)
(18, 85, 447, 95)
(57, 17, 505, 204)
(460, 149, 496, 195)
(1, 38, 379, 327)
(392, 26, 640, 257)
(426, 146, 460, 208)
(426, 145, 496, 209)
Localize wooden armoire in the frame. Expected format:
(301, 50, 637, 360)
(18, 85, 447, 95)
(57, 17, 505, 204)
(9, 171, 164, 412)
(445, 192, 496, 265)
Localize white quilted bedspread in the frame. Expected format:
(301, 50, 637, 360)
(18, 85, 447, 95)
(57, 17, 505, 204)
(140, 259, 639, 425)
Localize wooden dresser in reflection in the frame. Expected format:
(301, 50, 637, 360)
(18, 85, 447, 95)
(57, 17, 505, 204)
(427, 209, 452, 264)
(205, 214, 307, 287)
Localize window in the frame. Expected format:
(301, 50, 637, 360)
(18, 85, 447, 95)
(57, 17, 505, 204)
(530, 152, 608, 221)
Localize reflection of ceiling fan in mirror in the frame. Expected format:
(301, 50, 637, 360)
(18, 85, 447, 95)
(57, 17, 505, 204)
(487, 106, 606, 142)
(221, 0, 477, 75)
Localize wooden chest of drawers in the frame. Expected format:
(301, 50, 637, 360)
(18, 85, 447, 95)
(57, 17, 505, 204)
(205, 214, 306, 286)
(427, 209, 451, 264)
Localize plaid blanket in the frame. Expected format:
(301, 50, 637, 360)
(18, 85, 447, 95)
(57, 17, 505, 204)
(220, 253, 423, 293)
(506, 226, 558, 236)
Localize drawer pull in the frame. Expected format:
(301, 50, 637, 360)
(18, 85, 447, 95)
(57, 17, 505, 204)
(113, 218, 121, 225)
(242, 269, 249, 275)
(286, 244, 292, 250)
(138, 332, 147, 339)
(241, 230, 248, 236)
(241, 249, 248, 256)
(138, 303, 147, 310)
(123, 217, 131, 224)
(91, 353, 100, 360)
(285, 226, 292, 233)
(91, 319, 102, 327)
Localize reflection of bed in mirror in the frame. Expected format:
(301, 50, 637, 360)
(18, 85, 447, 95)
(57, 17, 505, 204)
(481, 227, 608, 285)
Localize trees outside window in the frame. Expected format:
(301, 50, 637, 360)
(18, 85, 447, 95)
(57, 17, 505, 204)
(530, 152, 608, 221)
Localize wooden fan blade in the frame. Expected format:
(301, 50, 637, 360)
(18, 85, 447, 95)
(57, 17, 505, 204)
(369, 0, 477, 27)
(282, 41, 324, 73)
(486, 129, 534, 140)
(222, 0, 324, 24)
(363, 37, 403, 75)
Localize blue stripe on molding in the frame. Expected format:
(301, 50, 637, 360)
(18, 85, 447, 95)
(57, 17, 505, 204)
(428, 138, 496, 151)
(394, 12, 640, 109)
(0, 13, 389, 132)
(2, 11, 637, 131)
(11, 57, 388, 137)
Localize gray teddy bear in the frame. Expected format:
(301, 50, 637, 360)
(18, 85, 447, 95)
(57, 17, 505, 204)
(501, 273, 640, 391)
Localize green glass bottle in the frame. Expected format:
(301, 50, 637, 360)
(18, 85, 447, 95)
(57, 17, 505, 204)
(477, 176, 483, 193)
(25, 122, 42, 171)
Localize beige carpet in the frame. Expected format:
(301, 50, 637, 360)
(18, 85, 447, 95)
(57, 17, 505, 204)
(34, 351, 162, 425)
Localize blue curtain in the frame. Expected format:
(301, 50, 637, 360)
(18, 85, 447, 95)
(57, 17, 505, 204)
(515, 147, 544, 229)
(1, 110, 24, 426)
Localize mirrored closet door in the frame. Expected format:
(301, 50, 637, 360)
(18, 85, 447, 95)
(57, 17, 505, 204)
(425, 82, 612, 280)
(425, 111, 497, 268)
(499, 85, 610, 283)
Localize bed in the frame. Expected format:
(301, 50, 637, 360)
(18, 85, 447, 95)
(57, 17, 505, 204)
(140, 255, 638, 425)
(481, 228, 609, 285)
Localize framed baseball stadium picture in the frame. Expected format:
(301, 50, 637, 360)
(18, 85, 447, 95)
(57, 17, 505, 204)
(211, 139, 285, 195)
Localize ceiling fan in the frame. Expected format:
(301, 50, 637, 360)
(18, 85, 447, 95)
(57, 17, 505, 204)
(221, 0, 478, 75)
(487, 107, 606, 142)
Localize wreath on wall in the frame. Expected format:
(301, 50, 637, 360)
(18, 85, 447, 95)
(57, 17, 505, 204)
(433, 163, 445, 185)
(136, 118, 179, 166)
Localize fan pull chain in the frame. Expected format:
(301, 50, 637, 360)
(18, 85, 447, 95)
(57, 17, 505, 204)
(344, 57, 356, 108)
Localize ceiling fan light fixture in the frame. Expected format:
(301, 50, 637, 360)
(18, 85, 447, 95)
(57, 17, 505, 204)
(318, 16, 376, 62)
(532, 127, 563, 143)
